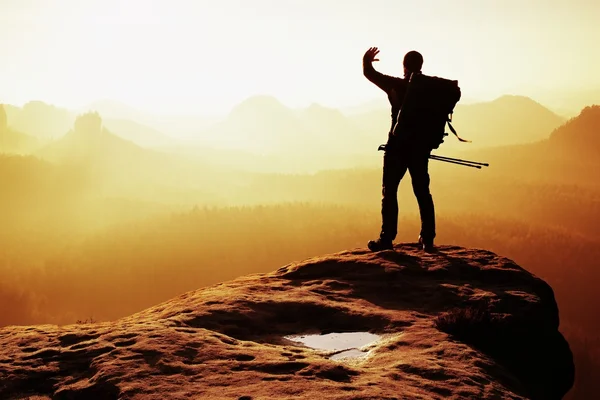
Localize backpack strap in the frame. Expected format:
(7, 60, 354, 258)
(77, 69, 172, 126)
(447, 115, 471, 143)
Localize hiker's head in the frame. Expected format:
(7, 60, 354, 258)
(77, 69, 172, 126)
(403, 51, 423, 77)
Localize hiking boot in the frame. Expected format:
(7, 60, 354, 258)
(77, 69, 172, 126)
(418, 235, 435, 252)
(368, 238, 394, 252)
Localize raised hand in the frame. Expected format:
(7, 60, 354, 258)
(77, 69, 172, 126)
(363, 47, 380, 63)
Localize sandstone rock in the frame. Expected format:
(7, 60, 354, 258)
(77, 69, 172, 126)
(0, 244, 574, 399)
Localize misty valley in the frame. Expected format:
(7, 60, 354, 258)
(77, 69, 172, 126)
(1, 96, 599, 398)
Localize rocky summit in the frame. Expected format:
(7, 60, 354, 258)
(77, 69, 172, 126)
(0, 244, 574, 399)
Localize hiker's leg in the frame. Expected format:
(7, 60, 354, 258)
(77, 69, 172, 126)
(380, 150, 408, 241)
(409, 151, 435, 243)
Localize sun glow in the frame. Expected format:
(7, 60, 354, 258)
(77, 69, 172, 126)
(1, 0, 599, 115)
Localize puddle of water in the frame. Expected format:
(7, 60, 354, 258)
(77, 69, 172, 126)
(330, 349, 367, 361)
(283, 332, 381, 361)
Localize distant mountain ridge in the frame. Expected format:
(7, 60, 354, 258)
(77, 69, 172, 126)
(84, 99, 220, 140)
(3, 101, 73, 140)
(4, 101, 173, 149)
(348, 94, 566, 150)
(101, 119, 173, 148)
(549, 105, 600, 155)
(201, 95, 374, 156)
(36, 114, 156, 171)
(0, 104, 39, 154)
(0, 94, 583, 163)
(0, 128, 39, 154)
(454, 104, 600, 186)
(453, 95, 566, 146)
(35, 113, 240, 203)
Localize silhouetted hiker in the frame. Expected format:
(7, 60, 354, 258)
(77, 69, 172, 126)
(363, 47, 435, 252)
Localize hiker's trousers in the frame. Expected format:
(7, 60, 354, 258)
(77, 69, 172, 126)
(380, 146, 435, 242)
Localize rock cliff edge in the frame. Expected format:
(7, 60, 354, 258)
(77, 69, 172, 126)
(0, 244, 575, 399)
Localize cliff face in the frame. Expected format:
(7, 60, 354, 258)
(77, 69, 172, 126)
(0, 244, 574, 399)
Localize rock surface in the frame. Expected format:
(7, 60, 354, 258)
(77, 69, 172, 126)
(0, 244, 574, 399)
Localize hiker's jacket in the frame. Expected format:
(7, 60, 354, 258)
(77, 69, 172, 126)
(363, 60, 433, 151)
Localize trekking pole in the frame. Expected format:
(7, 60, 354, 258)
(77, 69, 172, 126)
(430, 154, 489, 167)
(430, 154, 489, 166)
(429, 155, 483, 169)
(430, 154, 490, 167)
(377, 145, 489, 169)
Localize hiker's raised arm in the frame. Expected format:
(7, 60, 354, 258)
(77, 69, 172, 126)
(363, 47, 399, 93)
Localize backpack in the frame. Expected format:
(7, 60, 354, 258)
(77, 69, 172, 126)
(392, 73, 467, 149)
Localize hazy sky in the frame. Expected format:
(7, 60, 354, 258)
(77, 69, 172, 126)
(1, 0, 599, 115)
